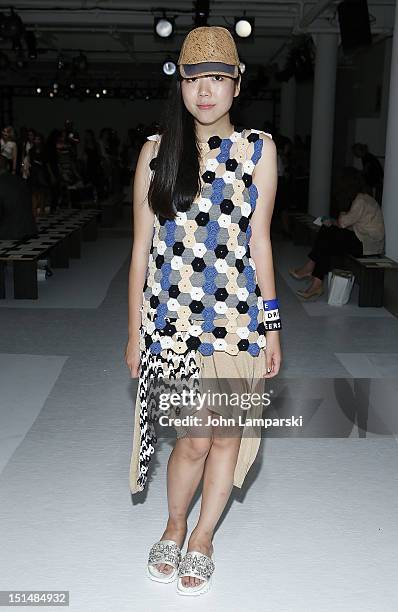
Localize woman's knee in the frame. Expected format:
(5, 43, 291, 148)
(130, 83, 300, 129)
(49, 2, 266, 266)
(178, 436, 213, 460)
(211, 428, 242, 450)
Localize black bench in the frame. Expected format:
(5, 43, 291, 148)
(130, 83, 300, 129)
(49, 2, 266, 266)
(344, 255, 398, 307)
(0, 209, 101, 299)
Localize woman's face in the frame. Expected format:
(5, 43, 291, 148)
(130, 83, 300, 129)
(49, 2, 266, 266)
(2, 127, 12, 140)
(181, 75, 240, 127)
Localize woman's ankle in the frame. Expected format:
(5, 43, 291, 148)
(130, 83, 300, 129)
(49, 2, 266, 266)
(166, 517, 187, 531)
(189, 526, 213, 543)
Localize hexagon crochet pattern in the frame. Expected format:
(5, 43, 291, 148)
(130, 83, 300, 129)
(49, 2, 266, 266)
(142, 128, 273, 356)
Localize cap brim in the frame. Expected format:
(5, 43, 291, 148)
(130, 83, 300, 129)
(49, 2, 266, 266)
(179, 62, 239, 79)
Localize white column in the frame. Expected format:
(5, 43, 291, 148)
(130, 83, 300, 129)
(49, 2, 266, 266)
(308, 33, 339, 217)
(380, 37, 392, 151)
(280, 77, 296, 142)
(382, 3, 398, 260)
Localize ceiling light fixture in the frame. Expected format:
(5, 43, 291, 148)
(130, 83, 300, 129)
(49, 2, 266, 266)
(154, 16, 174, 38)
(234, 15, 255, 38)
(194, 0, 209, 27)
(162, 59, 176, 76)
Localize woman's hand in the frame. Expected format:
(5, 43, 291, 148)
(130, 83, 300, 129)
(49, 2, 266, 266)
(322, 217, 340, 227)
(263, 331, 281, 378)
(125, 338, 141, 378)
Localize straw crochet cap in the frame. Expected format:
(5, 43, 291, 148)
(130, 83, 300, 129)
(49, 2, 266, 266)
(178, 26, 241, 79)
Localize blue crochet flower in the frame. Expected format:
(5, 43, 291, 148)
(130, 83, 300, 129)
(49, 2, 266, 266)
(248, 305, 259, 331)
(157, 303, 168, 318)
(217, 139, 232, 163)
(210, 178, 226, 205)
(248, 184, 258, 210)
(248, 343, 260, 356)
(243, 265, 256, 292)
(150, 341, 162, 354)
(164, 219, 176, 247)
(203, 266, 217, 293)
(160, 263, 171, 290)
(251, 138, 264, 164)
(154, 317, 166, 330)
(204, 221, 219, 249)
(199, 342, 215, 356)
(201, 307, 216, 331)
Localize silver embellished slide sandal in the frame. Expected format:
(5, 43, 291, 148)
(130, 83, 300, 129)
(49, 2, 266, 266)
(147, 539, 182, 583)
(176, 549, 215, 596)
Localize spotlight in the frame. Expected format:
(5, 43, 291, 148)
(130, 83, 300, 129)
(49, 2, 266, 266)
(154, 16, 174, 38)
(53, 82, 58, 90)
(70, 82, 76, 90)
(194, 0, 209, 27)
(234, 16, 255, 38)
(96, 92, 100, 98)
(162, 59, 176, 76)
(86, 87, 91, 94)
(49, 91, 54, 98)
(25, 31, 37, 59)
(102, 88, 107, 95)
(36, 87, 42, 94)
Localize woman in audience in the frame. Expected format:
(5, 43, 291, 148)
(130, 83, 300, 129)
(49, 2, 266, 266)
(0, 125, 18, 174)
(21, 127, 36, 179)
(289, 166, 385, 299)
(28, 133, 51, 217)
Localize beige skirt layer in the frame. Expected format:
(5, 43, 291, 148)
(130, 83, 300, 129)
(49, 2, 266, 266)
(129, 347, 266, 494)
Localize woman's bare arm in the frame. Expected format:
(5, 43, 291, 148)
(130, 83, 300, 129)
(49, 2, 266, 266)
(250, 134, 278, 302)
(127, 140, 156, 344)
(249, 134, 281, 377)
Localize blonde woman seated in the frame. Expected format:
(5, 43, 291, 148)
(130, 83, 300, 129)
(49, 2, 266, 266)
(290, 167, 385, 299)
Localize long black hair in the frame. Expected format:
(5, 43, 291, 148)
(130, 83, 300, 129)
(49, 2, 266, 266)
(148, 74, 240, 220)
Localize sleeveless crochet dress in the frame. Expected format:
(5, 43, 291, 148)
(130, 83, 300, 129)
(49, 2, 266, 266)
(130, 127, 277, 494)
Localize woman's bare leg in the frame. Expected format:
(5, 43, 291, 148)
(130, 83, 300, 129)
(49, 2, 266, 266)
(181, 421, 242, 588)
(154, 434, 212, 574)
(295, 259, 315, 276)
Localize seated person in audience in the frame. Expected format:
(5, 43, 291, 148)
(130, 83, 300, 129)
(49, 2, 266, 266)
(0, 154, 38, 240)
(352, 142, 384, 205)
(289, 167, 385, 300)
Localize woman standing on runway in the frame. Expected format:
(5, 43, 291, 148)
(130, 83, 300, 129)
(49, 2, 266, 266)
(125, 26, 282, 596)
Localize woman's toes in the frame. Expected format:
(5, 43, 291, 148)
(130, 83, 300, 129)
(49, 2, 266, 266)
(156, 563, 172, 573)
